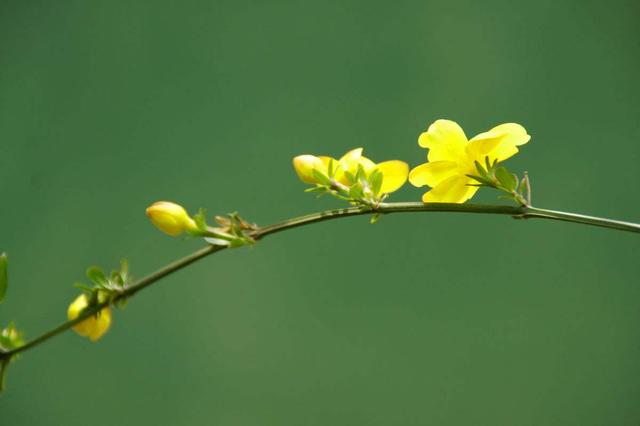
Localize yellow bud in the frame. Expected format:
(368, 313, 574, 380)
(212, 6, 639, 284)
(292, 155, 327, 184)
(67, 294, 112, 342)
(145, 201, 198, 236)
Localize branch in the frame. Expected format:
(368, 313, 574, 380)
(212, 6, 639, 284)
(1, 202, 638, 362)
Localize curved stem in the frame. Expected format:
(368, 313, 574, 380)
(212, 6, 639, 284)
(254, 203, 525, 238)
(1, 245, 225, 359)
(1, 202, 638, 361)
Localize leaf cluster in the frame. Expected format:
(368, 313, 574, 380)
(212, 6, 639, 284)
(214, 212, 257, 247)
(75, 260, 131, 309)
(467, 157, 531, 206)
(195, 209, 256, 248)
(306, 160, 386, 213)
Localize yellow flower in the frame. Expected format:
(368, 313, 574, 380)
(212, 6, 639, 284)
(409, 119, 530, 203)
(145, 201, 198, 236)
(293, 148, 408, 195)
(67, 294, 112, 342)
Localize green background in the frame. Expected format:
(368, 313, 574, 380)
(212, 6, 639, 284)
(2, 1, 639, 424)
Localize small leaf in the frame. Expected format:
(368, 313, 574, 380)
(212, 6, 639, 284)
(495, 167, 517, 191)
(484, 156, 492, 173)
(356, 164, 367, 182)
(311, 169, 331, 186)
(466, 174, 491, 186)
(369, 170, 383, 196)
(370, 213, 382, 224)
(86, 266, 107, 285)
(73, 282, 94, 292)
(194, 208, 208, 231)
(343, 171, 356, 185)
(331, 192, 351, 201)
(204, 237, 231, 246)
(349, 184, 364, 200)
(0, 253, 7, 303)
(304, 186, 326, 193)
(327, 159, 336, 178)
(119, 259, 129, 282)
(474, 161, 489, 179)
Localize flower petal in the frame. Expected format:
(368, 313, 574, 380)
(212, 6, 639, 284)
(490, 123, 530, 146)
(418, 119, 468, 162)
(88, 308, 112, 341)
(359, 156, 376, 172)
(68, 294, 112, 341)
(466, 130, 505, 157)
(409, 161, 458, 188)
(467, 123, 530, 163)
(422, 175, 478, 203)
(375, 160, 409, 194)
(318, 156, 334, 169)
(339, 147, 363, 167)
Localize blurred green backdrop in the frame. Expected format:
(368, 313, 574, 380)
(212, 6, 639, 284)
(1, 1, 640, 424)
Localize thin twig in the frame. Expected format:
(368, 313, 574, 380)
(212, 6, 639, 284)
(1, 201, 638, 361)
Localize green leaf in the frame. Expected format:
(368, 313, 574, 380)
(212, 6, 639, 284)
(73, 282, 94, 292)
(119, 259, 129, 282)
(194, 208, 208, 231)
(495, 167, 517, 191)
(86, 266, 106, 285)
(311, 169, 331, 186)
(304, 186, 326, 193)
(484, 156, 492, 173)
(356, 164, 367, 182)
(0, 253, 7, 303)
(369, 170, 383, 196)
(370, 213, 382, 224)
(327, 159, 336, 178)
(466, 174, 491, 186)
(343, 171, 356, 185)
(474, 161, 489, 178)
(349, 183, 364, 200)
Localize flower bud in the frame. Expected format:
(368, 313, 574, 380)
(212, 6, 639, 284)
(292, 155, 326, 184)
(0, 323, 23, 349)
(145, 201, 198, 236)
(67, 294, 112, 342)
